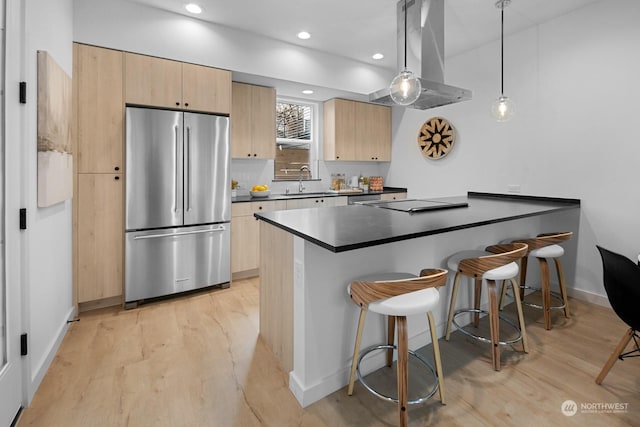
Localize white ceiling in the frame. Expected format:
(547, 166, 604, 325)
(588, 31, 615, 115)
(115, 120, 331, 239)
(125, 0, 601, 71)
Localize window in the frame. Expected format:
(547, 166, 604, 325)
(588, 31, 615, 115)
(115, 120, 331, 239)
(274, 99, 316, 180)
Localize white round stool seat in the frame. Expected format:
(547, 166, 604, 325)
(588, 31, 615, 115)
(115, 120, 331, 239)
(447, 250, 519, 280)
(348, 272, 440, 316)
(484, 262, 519, 280)
(369, 288, 440, 317)
(529, 244, 564, 259)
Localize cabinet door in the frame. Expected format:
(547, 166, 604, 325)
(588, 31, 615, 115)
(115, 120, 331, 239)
(75, 44, 124, 174)
(355, 102, 391, 161)
(371, 103, 392, 161)
(231, 82, 253, 158)
(324, 99, 356, 161)
(182, 62, 231, 114)
(231, 214, 260, 273)
(124, 53, 182, 108)
(77, 174, 124, 302)
(321, 197, 347, 207)
(380, 192, 407, 201)
(231, 201, 286, 274)
(332, 196, 348, 206)
(251, 85, 276, 159)
(285, 197, 326, 209)
(232, 83, 275, 159)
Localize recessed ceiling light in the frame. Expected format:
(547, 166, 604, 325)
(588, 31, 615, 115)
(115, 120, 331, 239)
(372, 53, 384, 60)
(185, 3, 202, 14)
(297, 31, 311, 40)
(302, 90, 314, 95)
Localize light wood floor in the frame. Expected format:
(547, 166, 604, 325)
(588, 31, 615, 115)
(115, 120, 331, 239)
(17, 278, 639, 426)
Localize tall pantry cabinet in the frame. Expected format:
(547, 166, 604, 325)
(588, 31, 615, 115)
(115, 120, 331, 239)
(74, 43, 124, 307)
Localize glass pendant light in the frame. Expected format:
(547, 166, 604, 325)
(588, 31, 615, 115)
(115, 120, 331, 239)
(491, 0, 515, 121)
(389, 0, 421, 106)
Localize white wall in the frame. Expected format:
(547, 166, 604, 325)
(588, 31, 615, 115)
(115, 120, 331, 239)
(22, 0, 75, 402)
(386, 0, 640, 301)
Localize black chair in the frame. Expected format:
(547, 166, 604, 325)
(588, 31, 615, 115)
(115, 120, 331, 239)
(595, 246, 640, 384)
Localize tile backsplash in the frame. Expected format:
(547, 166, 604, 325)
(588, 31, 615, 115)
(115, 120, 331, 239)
(231, 159, 388, 195)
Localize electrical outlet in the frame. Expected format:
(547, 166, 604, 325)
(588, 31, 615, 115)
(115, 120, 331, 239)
(507, 184, 521, 193)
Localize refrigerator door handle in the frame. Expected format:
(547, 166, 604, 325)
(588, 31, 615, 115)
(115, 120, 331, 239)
(133, 225, 227, 240)
(186, 126, 191, 212)
(174, 125, 180, 213)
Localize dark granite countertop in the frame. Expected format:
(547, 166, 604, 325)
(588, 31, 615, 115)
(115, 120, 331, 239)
(232, 187, 406, 203)
(254, 192, 581, 253)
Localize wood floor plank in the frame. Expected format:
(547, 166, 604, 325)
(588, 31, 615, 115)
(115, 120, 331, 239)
(17, 279, 639, 426)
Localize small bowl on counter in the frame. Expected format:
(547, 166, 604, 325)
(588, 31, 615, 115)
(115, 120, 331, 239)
(250, 190, 271, 198)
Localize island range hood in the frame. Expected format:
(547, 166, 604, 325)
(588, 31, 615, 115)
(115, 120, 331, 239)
(369, 0, 472, 109)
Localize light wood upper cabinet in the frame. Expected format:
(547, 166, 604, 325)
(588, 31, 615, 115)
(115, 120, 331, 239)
(124, 53, 182, 109)
(77, 173, 124, 303)
(231, 82, 276, 159)
(324, 98, 356, 161)
(355, 101, 392, 161)
(124, 52, 231, 114)
(75, 44, 124, 174)
(231, 82, 252, 157)
(324, 98, 391, 162)
(182, 62, 231, 114)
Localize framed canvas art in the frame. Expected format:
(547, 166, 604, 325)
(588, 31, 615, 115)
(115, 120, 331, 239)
(37, 50, 73, 207)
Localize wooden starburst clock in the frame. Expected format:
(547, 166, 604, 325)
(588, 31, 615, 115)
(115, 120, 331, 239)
(417, 117, 456, 160)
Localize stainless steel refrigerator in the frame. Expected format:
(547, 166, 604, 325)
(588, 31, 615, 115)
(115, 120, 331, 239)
(125, 107, 231, 306)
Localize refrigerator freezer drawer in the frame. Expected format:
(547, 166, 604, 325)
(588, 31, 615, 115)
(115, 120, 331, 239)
(125, 224, 230, 303)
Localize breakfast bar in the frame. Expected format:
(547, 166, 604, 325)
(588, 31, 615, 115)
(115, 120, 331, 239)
(255, 192, 580, 407)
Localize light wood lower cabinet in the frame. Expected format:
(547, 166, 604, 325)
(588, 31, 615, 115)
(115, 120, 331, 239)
(231, 197, 347, 278)
(284, 196, 347, 210)
(77, 173, 124, 303)
(231, 201, 286, 277)
(380, 192, 407, 201)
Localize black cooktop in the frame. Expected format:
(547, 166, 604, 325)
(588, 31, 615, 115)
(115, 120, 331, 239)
(362, 198, 469, 213)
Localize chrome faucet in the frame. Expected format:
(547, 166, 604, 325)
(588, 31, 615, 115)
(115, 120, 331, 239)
(298, 165, 310, 193)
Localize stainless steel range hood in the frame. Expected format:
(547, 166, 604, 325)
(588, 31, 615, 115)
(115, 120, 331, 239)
(369, 0, 472, 109)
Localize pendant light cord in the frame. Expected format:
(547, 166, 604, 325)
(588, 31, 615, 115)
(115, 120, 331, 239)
(403, 0, 408, 69)
(500, 7, 504, 95)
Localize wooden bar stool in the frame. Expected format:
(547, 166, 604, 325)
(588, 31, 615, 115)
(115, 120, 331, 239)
(445, 243, 529, 371)
(347, 268, 448, 427)
(500, 231, 573, 330)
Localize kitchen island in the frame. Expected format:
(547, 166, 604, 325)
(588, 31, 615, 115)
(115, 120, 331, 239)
(255, 192, 580, 407)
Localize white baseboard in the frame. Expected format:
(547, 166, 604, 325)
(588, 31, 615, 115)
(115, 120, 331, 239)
(566, 287, 610, 308)
(27, 305, 76, 404)
(501, 283, 611, 309)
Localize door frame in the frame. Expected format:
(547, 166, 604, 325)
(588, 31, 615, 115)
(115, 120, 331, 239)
(0, 0, 26, 424)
